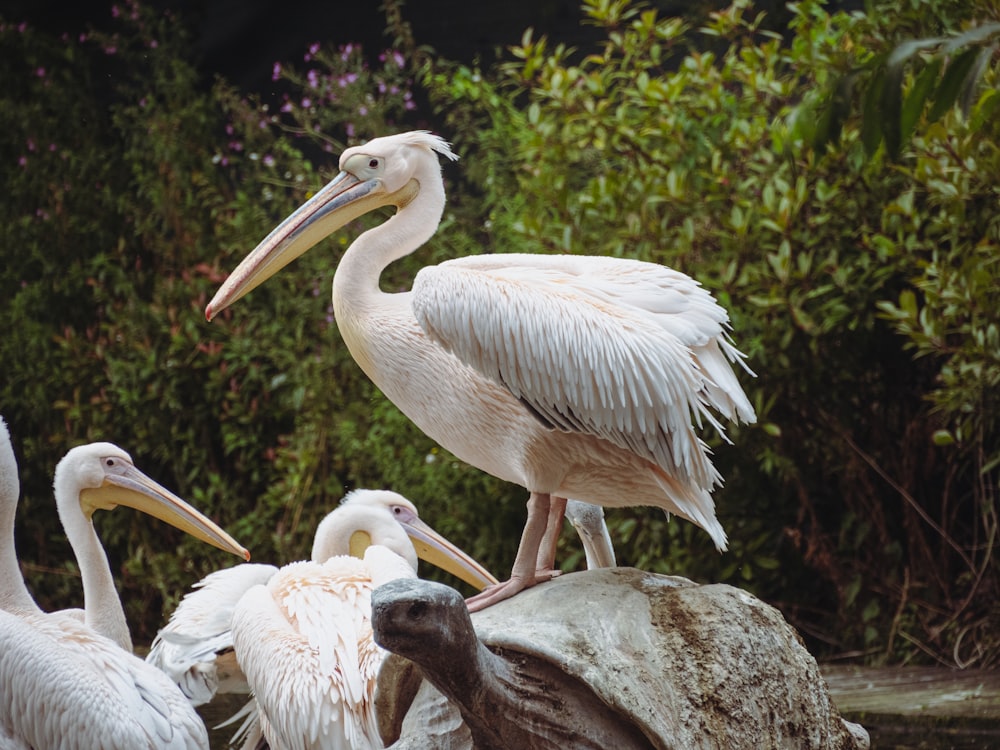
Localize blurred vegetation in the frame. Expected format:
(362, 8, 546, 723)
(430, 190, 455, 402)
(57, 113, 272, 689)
(1, 0, 997, 669)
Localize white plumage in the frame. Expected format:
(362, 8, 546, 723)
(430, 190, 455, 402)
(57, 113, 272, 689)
(148, 489, 496, 749)
(231, 548, 411, 750)
(0, 416, 244, 749)
(207, 130, 756, 609)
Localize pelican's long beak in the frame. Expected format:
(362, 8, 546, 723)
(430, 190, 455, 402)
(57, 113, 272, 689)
(80, 465, 250, 561)
(206, 170, 384, 320)
(400, 517, 498, 592)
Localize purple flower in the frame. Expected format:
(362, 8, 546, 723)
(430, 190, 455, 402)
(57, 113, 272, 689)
(307, 69, 319, 88)
(111, 4, 120, 18)
(309, 42, 320, 56)
(301, 97, 312, 108)
(35, 67, 45, 77)
(272, 62, 282, 81)
(263, 154, 275, 167)
(17, 156, 27, 168)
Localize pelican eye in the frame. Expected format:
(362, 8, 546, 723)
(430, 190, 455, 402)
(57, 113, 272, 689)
(105, 458, 115, 467)
(368, 158, 379, 169)
(390, 504, 417, 523)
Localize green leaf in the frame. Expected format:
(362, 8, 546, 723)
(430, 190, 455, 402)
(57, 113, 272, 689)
(886, 37, 945, 68)
(814, 73, 856, 152)
(927, 46, 982, 123)
(971, 88, 1000, 132)
(861, 66, 887, 156)
(932, 430, 955, 446)
(959, 44, 996, 116)
(939, 21, 1000, 56)
(882, 53, 910, 159)
(900, 57, 941, 144)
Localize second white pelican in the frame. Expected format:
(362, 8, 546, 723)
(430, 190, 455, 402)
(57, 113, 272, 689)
(0, 416, 248, 748)
(207, 131, 756, 610)
(148, 489, 497, 749)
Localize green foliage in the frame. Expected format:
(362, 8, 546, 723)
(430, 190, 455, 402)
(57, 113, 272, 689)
(789, 3, 1000, 160)
(2, 0, 998, 670)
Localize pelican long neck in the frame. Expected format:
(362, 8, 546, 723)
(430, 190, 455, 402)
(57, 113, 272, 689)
(0, 424, 39, 615)
(332, 169, 446, 317)
(54, 476, 132, 651)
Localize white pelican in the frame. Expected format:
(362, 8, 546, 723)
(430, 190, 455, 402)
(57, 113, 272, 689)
(565, 499, 616, 569)
(207, 131, 756, 610)
(0, 416, 248, 748)
(51, 440, 250, 650)
(148, 489, 497, 749)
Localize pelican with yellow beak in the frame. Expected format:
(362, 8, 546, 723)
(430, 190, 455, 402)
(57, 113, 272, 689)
(53, 441, 249, 651)
(148, 489, 496, 749)
(206, 131, 755, 611)
(0, 419, 248, 748)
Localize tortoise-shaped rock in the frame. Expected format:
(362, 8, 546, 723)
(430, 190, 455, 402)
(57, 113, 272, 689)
(372, 569, 868, 750)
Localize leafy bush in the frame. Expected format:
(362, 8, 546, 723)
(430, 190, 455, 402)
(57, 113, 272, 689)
(1, 0, 997, 669)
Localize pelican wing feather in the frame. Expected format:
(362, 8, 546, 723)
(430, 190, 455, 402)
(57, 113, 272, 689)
(413, 253, 754, 490)
(147, 563, 278, 706)
(231, 557, 395, 750)
(2, 610, 208, 749)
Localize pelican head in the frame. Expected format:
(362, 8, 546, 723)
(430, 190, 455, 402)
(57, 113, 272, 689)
(206, 131, 458, 320)
(312, 489, 496, 591)
(54, 442, 249, 560)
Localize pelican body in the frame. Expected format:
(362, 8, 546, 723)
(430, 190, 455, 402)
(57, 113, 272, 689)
(148, 489, 497, 749)
(207, 131, 755, 608)
(0, 417, 248, 748)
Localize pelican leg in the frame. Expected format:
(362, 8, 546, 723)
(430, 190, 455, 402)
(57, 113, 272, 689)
(535, 495, 568, 574)
(466, 492, 561, 612)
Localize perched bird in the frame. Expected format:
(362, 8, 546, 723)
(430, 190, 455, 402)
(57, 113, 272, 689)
(0, 416, 248, 748)
(206, 131, 755, 610)
(148, 489, 497, 749)
(565, 499, 616, 569)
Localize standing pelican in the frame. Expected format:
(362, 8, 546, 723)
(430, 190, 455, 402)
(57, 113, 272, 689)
(0, 416, 248, 748)
(150, 489, 496, 749)
(207, 131, 756, 610)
